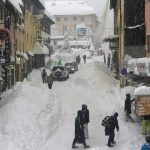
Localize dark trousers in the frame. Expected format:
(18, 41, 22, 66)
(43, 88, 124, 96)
(48, 84, 52, 89)
(72, 137, 86, 147)
(108, 131, 115, 145)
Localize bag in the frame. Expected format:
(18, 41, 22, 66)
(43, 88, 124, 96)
(101, 116, 111, 127)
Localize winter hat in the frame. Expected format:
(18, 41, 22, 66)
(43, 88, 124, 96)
(114, 112, 118, 117)
(82, 104, 86, 110)
(126, 93, 130, 98)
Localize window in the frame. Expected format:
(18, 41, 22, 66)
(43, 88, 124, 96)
(80, 16, 84, 21)
(64, 17, 67, 21)
(73, 16, 77, 21)
(56, 17, 60, 22)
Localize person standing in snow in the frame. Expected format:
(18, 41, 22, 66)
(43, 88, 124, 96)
(107, 52, 111, 68)
(104, 54, 106, 64)
(82, 104, 90, 139)
(47, 73, 53, 89)
(141, 135, 150, 150)
(72, 110, 90, 149)
(41, 68, 47, 83)
(83, 54, 86, 64)
(105, 112, 119, 147)
(124, 93, 135, 122)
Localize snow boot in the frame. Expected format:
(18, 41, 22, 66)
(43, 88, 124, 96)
(107, 144, 113, 147)
(84, 145, 90, 148)
(72, 145, 78, 149)
(112, 141, 116, 144)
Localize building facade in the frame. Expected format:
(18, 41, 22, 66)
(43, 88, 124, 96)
(145, 0, 150, 57)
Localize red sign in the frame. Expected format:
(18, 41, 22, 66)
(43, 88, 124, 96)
(0, 29, 10, 41)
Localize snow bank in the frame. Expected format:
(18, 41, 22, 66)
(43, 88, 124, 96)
(0, 70, 62, 150)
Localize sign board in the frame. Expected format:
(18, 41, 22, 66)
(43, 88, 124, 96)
(0, 29, 10, 41)
(77, 28, 86, 37)
(136, 96, 150, 116)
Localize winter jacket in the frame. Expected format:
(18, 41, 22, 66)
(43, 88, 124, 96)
(125, 97, 135, 114)
(82, 108, 89, 124)
(47, 75, 53, 84)
(141, 143, 150, 150)
(74, 116, 85, 143)
(105, 116, 119, 135)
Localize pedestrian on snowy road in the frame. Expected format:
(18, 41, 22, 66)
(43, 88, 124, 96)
(83, 54, 86, 64)
(124, 93, 135, 122)
(41, 68, 47, 83)
(72, 110, 90, 149)
(104, 112, 119, 147)
(141, 135, 150, 150)
(47, 73, 53, 89)
(82, 104, 90, 139)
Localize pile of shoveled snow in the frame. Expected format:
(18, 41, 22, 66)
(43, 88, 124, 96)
(0, 78, 62, 150)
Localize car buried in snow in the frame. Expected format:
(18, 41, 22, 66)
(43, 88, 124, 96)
(52, 65, 69, 80)
(65, 62, 78, 74)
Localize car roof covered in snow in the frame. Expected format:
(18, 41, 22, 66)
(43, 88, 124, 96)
(134, 86, 150, 96)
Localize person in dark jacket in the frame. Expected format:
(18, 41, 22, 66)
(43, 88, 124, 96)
(76, 55, 81, 64)
(72, 110, 90, 149)
(106, 112, 119, 147)
(141, 135, 150, 150)
(82, 104, 90, 139)
(124, 93, 135, 121)
(47, 74, 53, 89)
(41, 68, 47, 83)
(83, 54, 86, 63)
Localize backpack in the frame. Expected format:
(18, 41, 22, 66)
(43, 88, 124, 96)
(101, 116, 111, 127)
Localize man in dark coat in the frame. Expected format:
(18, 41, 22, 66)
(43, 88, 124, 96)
(83, 54, 86, 63)
(72, 110, 90, 149)
(124, 93, 135, 121)
(82, 104, 90, 139)
(106, 112, 119, 147)
(41, 68, 47, 83)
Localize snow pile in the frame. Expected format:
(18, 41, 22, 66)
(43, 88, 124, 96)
(0, 71, 62, 150)
(45, 0, 96, 16)
(134, 86, 150, 96)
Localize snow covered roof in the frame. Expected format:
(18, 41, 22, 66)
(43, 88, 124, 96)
(136, 57, 150, 63)
(44, 10, 55, 23)
(69, 40, 90, 46)
(124, 54, 133, 62)
(33, 42, 49, 55)
(76, 23, 86, 29)
(45, 1, 96, 16)
(128, 59, 137, 65)
(8, 0, 23, 14)
(134, 86, 150, 96)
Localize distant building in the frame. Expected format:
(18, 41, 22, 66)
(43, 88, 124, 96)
(45, 1, 100, 47)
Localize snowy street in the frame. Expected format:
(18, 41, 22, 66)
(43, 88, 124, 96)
(0, 57, 144, 150)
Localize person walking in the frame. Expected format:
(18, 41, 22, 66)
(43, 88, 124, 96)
(141, 135, 150, 150)
(82, 104, 90, 139)
(41, 68, 47, 83)
(47, 73, 53, 89)
(72, 110, 90, 149)
(83, 54, 86, 64)
(124, 93, 135, 122)
(104, 112, 119, 147)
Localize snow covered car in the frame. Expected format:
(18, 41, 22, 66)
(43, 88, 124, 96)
(65, 62, 78, 74)
(52, 65, 69, 80)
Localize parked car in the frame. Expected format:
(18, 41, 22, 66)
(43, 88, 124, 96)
(65, 62, 78, 74)
(52, 65, 69, 80)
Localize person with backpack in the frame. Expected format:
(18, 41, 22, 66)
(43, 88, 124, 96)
(124, 93, 135, 122)
(41, 68, 47, 83)
(72, 110, 90, 149)
(141, 135, 150, 150)
(83, 54, 86, 64)
(102, 112, 119, 147)
(82, 104, 90, 139)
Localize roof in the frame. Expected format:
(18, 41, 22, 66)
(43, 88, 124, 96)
(33, 42, 49, 55)
(45, 1, 96, 16)
(8, 0, 23, 14)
